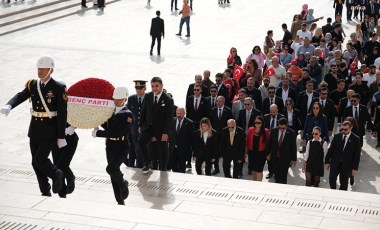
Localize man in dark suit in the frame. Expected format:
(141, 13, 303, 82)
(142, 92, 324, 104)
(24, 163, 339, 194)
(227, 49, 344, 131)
(169, 107, 194, 173)
(311, 87, 336, 136)
(264, 104, 285, 179)
(338, 90, 354, 123)
(322, 17, 334, 36)
(243, 77, 263, 111)
(126, 80, 147, 168)
(186, 74, 209, 99)
(150, 11, 165, 56)
(266, 118, 297, 184)
(209, 96, 233, 175)
(215, 73, 229, 101)
(205, 85, 218, 111)
(236, 97, 262, 133)
(296, 80, 319, 126)
(263, 85, 284, 115)
(0, 56, 66, 196)
(325, 121, 361, 191)
(275, 77, 297, 105)
(365, 0, 380, 20)
(138, 77, 174, 173)
(185, 84, 210, 128)
(343, 93, 373, 146)
(220, 119, 246, 178)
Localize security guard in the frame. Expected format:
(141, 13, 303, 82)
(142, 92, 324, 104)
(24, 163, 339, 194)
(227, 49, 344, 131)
(92, 86, 133, 205)
(0, 56, 67, 196)
(126, 80, 147, 168)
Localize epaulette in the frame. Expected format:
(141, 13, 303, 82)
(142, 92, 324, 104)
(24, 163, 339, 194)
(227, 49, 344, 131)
(24, 79, 35, 93)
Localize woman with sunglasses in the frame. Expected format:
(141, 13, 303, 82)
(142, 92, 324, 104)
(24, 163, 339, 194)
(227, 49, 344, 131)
(246, 116, 270, 181)
(301, 102, 329, 152)
(227, 47, 242, 69)
(302, 126, 328, 187)
(281, 98, 302, 134)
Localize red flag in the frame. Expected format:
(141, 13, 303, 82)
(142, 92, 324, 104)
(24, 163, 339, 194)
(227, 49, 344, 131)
(264, 67, 275, 76)
(349, 57, 358, 74)
(233, 64, 244, 82)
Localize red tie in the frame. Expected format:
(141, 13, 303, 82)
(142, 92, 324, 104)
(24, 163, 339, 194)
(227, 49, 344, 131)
(277, 130, 284, 157)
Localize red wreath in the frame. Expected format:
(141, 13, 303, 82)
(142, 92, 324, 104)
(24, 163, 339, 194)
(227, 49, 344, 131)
(68, 78, 114, 99)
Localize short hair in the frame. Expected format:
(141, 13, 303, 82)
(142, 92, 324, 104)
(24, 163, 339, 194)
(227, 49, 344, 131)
(267, 30, 273, 35)
(327, 17, 332, 23)
(151, 76, 163, 84)
(306, 80, 314, 86)
(268, 85, 276, 91)
(351, 93, 361, 100)
(156, 10, 160, 16)
(210, 84, 217, 90)
(215, 73, 223, 79)
(282, 23, 287, 29)
(224, 68, 232, 74)
(313, 126, 321, 133)
(278, 118, 288, 126)
(330, 64, 337, 68)
(337, 79, 345, 84)
(342, 120, 353, 127)
(302, 67, 309, 73)
(194, 84, 202, 89)
(355, 71, 363, 77)
(238, 88, 247, 94)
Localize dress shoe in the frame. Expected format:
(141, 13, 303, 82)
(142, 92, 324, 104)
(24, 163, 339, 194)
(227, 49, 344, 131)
(350, 176, 355, 186)
(176, 33, 181, 36)
(266, 173, 273, 179)
(58, 192, 66, 198)
(175, 8, 179, 10)
(150, 51, 153, 56)
(41, 191, 52, 197)
(142, 163, 152, 174)
(67, 175, 75, 194)
(185, 34, 190, 37)
(211, 169, 220, 175)
(186, 162, 192, 168)
(52, 170, 63, 194)
(118, 200, 125, 205)
(120, 180, 129, 200)
(81, 5, 88, 8)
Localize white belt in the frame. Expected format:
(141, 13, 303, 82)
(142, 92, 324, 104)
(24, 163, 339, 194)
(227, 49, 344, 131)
(30, 109, 57, 118)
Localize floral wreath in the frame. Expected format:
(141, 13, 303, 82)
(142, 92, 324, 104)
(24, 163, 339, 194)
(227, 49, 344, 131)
(67, 78, 115, 129)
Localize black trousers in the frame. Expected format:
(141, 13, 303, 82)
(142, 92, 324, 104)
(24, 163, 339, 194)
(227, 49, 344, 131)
(81, 0, 86, 6)
(106, 141, 127, 203)
(223, 157, 242, 178)
(127, 124, 144, 168)
(329, 162, 349, 191)
(150, 36, 161, 55)
(273, 157, 290, 184)
(169, 147, 187, 173)
(346, 4, 353, 20)
(171, 0, 177, 9)
(335, 5, 343, 17)
(52, 133, 78, 196)
(98, 0, 104, 8)
(195, 154, 212, 175)
(267, 158, 273, 174)
(29, 138, 60, 194)
(138, 128, 168, 171)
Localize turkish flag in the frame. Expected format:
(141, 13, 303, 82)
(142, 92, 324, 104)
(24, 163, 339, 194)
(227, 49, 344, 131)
(349, 57, 358, 75)
(264, 67, 275, 76)
(233, 64, 244, 82)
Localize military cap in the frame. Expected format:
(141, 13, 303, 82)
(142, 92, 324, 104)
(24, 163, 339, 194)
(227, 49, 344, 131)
(133, 80, 147, 89)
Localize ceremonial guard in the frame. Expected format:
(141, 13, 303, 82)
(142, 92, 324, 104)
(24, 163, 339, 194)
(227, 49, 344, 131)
(92, 87, 133, 205)
(126, 80, 147, 168)
(0, 56, 67, 196)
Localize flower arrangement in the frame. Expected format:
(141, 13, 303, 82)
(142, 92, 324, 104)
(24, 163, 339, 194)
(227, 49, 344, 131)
(67, 78, 115, 129)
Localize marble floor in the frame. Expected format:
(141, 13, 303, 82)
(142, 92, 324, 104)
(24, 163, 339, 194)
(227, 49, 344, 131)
(0, 0, 379, 229)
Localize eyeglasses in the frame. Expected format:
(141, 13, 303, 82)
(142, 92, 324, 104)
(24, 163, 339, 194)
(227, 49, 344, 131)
(228, 126, 235, 129)
(254, 49, 259, 51)
(232, 51, 237, 53)
(313, 107, 319, 110)
(320, 93, 328, 95)
(254, 121, 262, 124)
(312, 133, 320, 135)
(342, 128, 349, 132)
(193, 89, 200, 91)
(268, 91, 275, 94)
(279, 127, 286, 130)
(351, 100, 358, 103)
(244, 103, 251, 106)
(210, 90, 217, 93)
(286, 103, 292, 106)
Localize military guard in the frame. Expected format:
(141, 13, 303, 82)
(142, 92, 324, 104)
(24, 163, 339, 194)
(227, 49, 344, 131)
(0, 56, 67, 196)
(126, 80, 147, 168)
(92, 86, 133, 205)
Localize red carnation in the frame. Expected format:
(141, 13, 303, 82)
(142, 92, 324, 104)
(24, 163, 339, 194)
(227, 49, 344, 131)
(68, 78, 114, 100)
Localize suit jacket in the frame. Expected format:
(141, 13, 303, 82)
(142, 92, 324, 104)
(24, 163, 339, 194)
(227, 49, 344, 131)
(231, 100, 245, 120)
(276, 87, 297, 105)
(236, 108, 262, 132)
(186, 83, 210, 99)
(7, 78, 67, 140)
(365, 2, 380, 18)
(338, 97, 351, 123)
(243, 87, 263, 111)
(169, 117, 195, 156)
(217, 84, 229, 100)
(205, 96, 217, 111)
(127, 94, 143, 126)
(139, 92, 174, 137)
(311, 98, 336, 131)
(262, 96, 284, 115)
(343, 105, 373, 135)
(280, 108, 302, 132)
(325, 132, 361, 172)
(322, 23, 334, 36)
(185, 95, 210, 127)
(264, 113, 285, 130)
(191, 129, 218, 158)
(150, 16, 164, 37)
(220, 126, 246, 161)
(296, 90, 319, 124)
(210, 106, 233, 135)
(267, 128, 297, 162)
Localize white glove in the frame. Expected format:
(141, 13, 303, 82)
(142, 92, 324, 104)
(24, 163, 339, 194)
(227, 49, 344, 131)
(57, 138, 67, 148)
(65, 126, 76, 135)
(0, 105, 12, 116)
(92, 128, 99, 138)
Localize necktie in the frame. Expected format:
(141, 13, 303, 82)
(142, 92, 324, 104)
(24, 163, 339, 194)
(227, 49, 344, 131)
(270, 116, 275, 130)
(211, 98, 214, 107)
(41, 83, 45, 88)
(138, 97, 142, 106)
(277, 130, 284, 157)
(195, 98, 198, 112)
(176, 119, 181, 134)
(270, 98, 273, 105)
(245, 111, 250, 132)
(218, 108, 222, 119)
(154, 96, 158, 105)
(241, 101, 244, 110)
(355, 107, 359, 119)
(342, 135, 347, 151)
(321, 100, 324, 108)
(230, 131, 234, 145)
(372, 4, 374, 14)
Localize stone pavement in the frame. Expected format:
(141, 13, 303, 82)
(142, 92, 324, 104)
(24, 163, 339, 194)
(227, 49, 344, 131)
(0, 0, 379, 229)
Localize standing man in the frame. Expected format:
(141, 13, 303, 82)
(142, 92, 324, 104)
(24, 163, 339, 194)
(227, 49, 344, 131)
(325, 121, 361, 191)
(266, 118, 297, 184)
(126, 80, 147, 168)
(92, 87, 133, 205)
(169, 108, 194, 173)
(0, 56, 67, 196)
(176, 0, 191, 37)
(150, 11, 165, 56)
(138, 77, 174, 173)
(171, 0, 179, 11)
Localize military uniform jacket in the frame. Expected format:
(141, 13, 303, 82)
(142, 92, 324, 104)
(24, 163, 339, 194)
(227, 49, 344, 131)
(127, 94, 143, 126)
(97, 106, 134, 144)
(6, 78, 67, 140)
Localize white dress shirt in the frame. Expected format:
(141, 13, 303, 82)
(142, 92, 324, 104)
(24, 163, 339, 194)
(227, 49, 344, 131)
(203, 132, 209, 143)
(303, 138, 328, 161)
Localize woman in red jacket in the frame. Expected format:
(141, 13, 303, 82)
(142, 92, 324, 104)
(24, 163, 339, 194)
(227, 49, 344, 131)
(246, 116, 270, 181)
